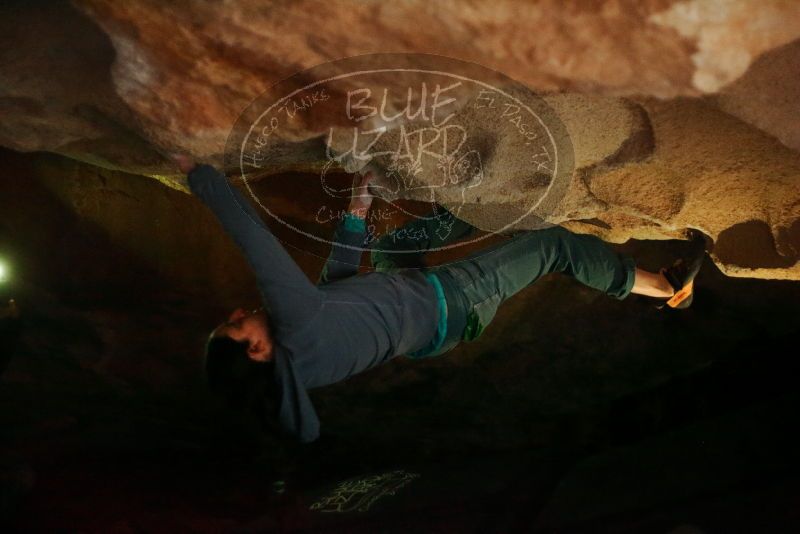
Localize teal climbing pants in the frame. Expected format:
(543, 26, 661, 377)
(370, 209, 637, 355)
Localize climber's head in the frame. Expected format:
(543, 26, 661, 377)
(203, 309, 275, 411)
(212, 307, 274, 362)
(203, 336, 275, 414)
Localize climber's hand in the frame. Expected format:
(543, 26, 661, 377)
(171, 153, 197, 174)
(347, 170, 375, 219)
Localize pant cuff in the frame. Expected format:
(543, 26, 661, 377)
(616, 256, 637, 300)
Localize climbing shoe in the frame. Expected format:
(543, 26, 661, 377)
(659, 229, 707, 310)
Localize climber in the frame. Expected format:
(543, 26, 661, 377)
(172, 154, 705, 443)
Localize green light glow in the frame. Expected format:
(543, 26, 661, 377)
(0, 260, 7, 283)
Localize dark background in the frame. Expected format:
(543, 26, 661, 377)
(1, 147, 798, 532)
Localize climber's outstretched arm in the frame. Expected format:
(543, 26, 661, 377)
(187, 163, 324, 335)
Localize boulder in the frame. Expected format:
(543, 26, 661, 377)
(1, 0, 799, 278)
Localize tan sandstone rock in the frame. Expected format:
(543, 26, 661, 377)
(1, 0, 799, 279)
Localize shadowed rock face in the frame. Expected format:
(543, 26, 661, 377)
(2, 149, 799, 532)
(1, 0, 799, 279)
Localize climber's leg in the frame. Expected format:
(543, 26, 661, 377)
(431, 225, 639, 340)
(446, 225, 636, 301)
(369, 206, 477, 271)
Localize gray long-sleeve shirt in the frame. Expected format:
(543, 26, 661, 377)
(188, 164, 440, 442)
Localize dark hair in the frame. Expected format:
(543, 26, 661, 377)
(204, 335, 276, 414)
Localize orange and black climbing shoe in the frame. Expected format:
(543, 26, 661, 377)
(658, 230, 707, 310)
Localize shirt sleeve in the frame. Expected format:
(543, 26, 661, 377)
(188, 164, 324, 334)
(273, 350, 320, 443)
(318, 212, 368, 284)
